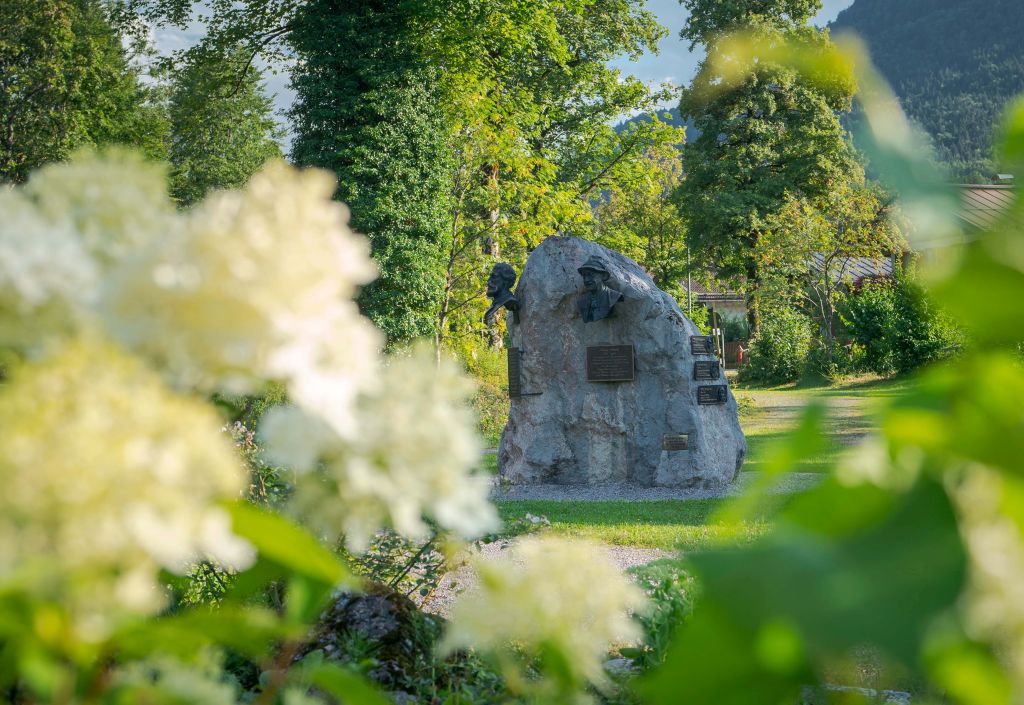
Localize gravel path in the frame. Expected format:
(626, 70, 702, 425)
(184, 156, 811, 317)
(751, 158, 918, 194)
(420, 539, 669, 618)
(490, 470, 823, 501)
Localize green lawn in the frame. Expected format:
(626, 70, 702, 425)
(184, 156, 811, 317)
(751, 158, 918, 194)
(495, 498, 784, 550)
(736, 374, 905, 473)
(487, 376, 906, 551)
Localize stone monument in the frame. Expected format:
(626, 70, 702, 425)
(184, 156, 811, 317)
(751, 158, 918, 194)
(497, 236, 746, 489)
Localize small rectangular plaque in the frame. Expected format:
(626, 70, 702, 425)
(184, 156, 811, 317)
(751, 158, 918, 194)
(697, 384, 728, 405)
(586, 345, 635, 382)
(690, 335, 714, 355)
(507, 347, 522, 398)
(693, 360, 720, 381)
(662, 434, 690, 451)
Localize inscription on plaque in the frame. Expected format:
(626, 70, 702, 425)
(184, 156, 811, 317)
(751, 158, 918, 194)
(690, 335, 714, 355)
(697, 384, 728, 405)
(507, 347, 522, 398)
(693, 360, 720, 381)
(586, 345, 635, 382)
(662, 434, 690, 451)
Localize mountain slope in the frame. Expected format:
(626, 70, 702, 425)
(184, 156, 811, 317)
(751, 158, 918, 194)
(831, 0, 1024, 181)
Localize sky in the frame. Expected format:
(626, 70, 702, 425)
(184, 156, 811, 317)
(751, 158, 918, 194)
(608, 0, 855, 98)
(153, 0, 856, 146)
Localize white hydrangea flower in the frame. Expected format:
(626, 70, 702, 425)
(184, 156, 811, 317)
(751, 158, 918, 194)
(261, 347, 498, 551)
(24, 149, 175, 266)
(441, 536, 648, 693)
(110, 657, 240, 705)
(0, 340, 252, 637)
(953, 465, 1024, 689)
(0, 189, 98, 348)
(100, 161, 381, 435)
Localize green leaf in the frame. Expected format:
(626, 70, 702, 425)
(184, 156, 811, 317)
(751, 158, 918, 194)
(113, 607, 291, 660)
(290, 662, 391, 705)
(227, 502, 353, 588)
(638, 479, 965, 705)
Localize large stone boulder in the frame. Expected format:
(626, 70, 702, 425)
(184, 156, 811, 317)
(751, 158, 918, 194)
(498, 236, 746, 488)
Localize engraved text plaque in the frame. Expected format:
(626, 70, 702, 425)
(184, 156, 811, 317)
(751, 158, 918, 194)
(690, 335, 714, 355)
(697, 384, 728, 405)
(662, 434, 690, 451)
(693, 360, 720, 381)
(586, 345, 635, 382)
(507, 347, 522, 398)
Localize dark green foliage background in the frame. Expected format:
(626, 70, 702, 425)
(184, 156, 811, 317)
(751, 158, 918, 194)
(0, 0, 167, 183)
(288, 0, 454, 344)
(841, 274, 963, 375)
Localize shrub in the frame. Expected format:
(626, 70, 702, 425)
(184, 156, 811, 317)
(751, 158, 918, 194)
(738, 306, 814, 385)
(459, 345, 509, 448)
(842, 275, 963, 375)
(625, 559, 697, 669)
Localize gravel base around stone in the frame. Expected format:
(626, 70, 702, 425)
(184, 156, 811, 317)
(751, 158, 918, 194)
(419, 539, 669, 618)
(490, 471, 823, 501)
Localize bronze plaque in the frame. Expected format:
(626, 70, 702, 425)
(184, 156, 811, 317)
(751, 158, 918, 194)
(586, 345, 635, 382)
(697, 384, 728, 405)
(693, 360, 720, 381)
(690, 335, 714, 355)
(507, 347, 522, 398)
(662, 434, 689, 451)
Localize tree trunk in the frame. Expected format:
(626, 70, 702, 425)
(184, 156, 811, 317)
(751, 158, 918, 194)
(745, 262, 759, 337)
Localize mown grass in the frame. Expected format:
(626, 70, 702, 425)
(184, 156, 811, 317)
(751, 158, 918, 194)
(480, 376, 906, 553)
(736, 375, 905, 473)
(494, 498, 778, 551)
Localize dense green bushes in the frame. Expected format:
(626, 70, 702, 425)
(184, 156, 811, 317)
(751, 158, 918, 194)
(737, 305, 814, 385)
(737, 274, 963, 386)
(842, 275, 964, 375)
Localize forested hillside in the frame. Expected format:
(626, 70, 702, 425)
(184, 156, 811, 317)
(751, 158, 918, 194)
(832, 0, 1024, 182)
(617, 107, 699, 141)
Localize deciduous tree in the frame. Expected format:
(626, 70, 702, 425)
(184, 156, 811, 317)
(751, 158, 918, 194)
(675, 0, 859, 333)
(168, 50, 282, 206)
(0, 0, 167, 183)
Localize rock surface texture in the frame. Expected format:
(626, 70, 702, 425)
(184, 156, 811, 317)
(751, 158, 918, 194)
(498, 236, 746, 488)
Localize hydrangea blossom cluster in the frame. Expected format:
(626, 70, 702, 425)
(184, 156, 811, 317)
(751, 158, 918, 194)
(24, 150, 176, 266)
(953, 466, 1024, 689)
(261, 347, 498, 551)
(0, 189, 97, 349)
(99, 162, 382, 435)
(0, 341, 251, 637)
(441, 537, 647, 695)
(0, 151, 498, 620)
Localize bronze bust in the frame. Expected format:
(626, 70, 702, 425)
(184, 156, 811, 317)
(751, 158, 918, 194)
(485, 263, 520, 325)
(577, 255, 623, 323)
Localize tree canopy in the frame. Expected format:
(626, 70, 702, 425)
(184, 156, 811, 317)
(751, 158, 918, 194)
(0, 0, 167, 183)
(675, 10, 859, 331)
(168, 50, 282, 206)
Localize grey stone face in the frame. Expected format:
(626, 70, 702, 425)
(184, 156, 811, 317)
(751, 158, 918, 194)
(498, 236, 746, 489)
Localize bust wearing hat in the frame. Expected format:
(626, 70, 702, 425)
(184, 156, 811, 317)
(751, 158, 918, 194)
(577, 255, 624, 323)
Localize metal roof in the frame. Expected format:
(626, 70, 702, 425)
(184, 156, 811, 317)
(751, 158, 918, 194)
(957, 184, 1016, 231)
(809, 253, 894, 283)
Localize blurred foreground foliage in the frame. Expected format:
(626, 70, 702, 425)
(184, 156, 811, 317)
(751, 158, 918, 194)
(4, 18, 1024, 705)
(637, 33, 1024, 705)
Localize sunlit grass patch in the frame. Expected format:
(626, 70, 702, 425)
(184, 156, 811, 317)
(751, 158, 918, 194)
(495, 499, 774, 551)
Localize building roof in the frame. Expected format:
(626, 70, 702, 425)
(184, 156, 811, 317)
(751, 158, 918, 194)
(681, 280, 744, 303)
(957, 184, 1016, 231)
(809, 253, 894, 283)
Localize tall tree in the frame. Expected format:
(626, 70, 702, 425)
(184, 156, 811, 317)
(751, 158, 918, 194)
(167, 51, 282, 206)
(675, 0, 858, 333)
(758, 180, 901, 364)
(429, 0, 673, 349)
(593, 131, 689, 297)
(289, 0, 455, 344)
(0, 0, 167, 183)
